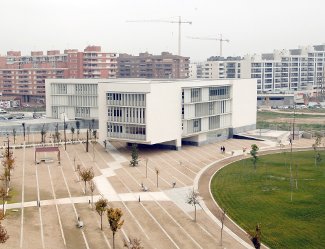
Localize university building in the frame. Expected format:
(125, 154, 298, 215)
(46, 78, 256, 149)
(0, 46, 117, 103)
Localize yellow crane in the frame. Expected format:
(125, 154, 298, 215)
(127, 16, 192, 56)
(188, 34, 230, 57)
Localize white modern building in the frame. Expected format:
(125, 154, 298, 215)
(46, 78, 257, 149)
(45, 79, 99, 119)
(98, 79, 256, 150)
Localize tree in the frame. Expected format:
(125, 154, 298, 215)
(89, 180, 96, 210)
(313, 134, 322, 167)
(186, 189, 200, 222)
(95, 198, 108, 230)
(155, 168, 160, 188)
(250, 144, 259, 170)
(0, 187, 6, 216)
(123, 237, 143, 249)
(0, 222, 9, 244)
(2, 148, 15, 187)
(92, 130, 97, 140)
(40, 124, 47, 143)
(220, 208, 226, 246)
(249, 224, 261, 249)
(12, 129, 16, 144)
(76, 121, 80, 140)
(79, 167, 94, 195)
(70, 127, 75, 143)
(130, 144, 139, 166)
(107, 207, 124, 249)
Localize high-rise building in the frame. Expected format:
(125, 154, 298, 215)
(117, 52, 189, 79)
(0, 46, 117, 103)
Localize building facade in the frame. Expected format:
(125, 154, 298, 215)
(190, 57, 242, 80)
(46, 79, 100, 120)
(190, 45, 325, 95)
(98, 79, 256, 149)
(117, 52, 189, 79)
(0, 46, 117, 103)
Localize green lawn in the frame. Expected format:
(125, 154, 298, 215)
(211, 151, 325, 249)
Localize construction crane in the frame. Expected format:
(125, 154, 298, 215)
(188, 34, 230, 57)
(127, 16, 192, 56)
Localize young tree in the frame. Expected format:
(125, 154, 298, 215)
(130, 144, 139, 166)
(313, 134, 322, 167)
(186, 189, 200, 222)
(0, 221, 9, 244)
(107, 207, 124, 249)
(250, 144, 259, 170)
(123, 237, 143, 249)
(76, 121, 80, 141)
(0, 187, 6, 216)
(155, 168, 160, 188)
(92, 130, 97, 140)
(2, 148, 15, 188)
(95, 198, 108, 230)
(249, 224, 261, 249)
(12, 129, 16, 144)
(40, 124, 47, 144)
(70, 127, 75, 143)
(79, 167, 94, 195)
(89, 180, 96, 210)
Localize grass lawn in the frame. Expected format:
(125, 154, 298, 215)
(211, 150, 325, 249)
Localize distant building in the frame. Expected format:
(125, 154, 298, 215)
(0, 46, 117, 103)
(190, 45, 325, 94)
(117, 52, 189, 79)
(190, 57, 242, 79)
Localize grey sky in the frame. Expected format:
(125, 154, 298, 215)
(1, 0, 325, 61)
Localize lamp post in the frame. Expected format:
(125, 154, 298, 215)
(63, 114, 67, 151)
(22, 122, 26, 142)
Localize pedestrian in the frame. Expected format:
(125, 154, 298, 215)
(223, 146, 226, 153)
(172, 181, 176, 188)
(138, 195, 141, 202)
(220, 146, 223, 154)
(103, 140, 107, 149)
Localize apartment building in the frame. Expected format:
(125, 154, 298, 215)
(244, 45, 325, 93)
(98, 79, 256, 149)
(117, 52, 189, 79)
(191, 45, 325, 94)
(190, 57, 242, 79)
(0, 46, 117, 103)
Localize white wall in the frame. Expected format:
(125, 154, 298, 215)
(146, 82, 181, 145)
(231, 79, 257, 128)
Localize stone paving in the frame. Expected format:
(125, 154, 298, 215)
(0, 132, 317, 249)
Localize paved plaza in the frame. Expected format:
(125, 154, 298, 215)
(0, 132, 316, 249)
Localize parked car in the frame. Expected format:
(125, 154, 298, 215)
(0, 108, 7, 114)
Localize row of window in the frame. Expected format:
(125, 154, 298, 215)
(107, 93, 146, 107)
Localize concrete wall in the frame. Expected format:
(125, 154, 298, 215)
(231, 79, 257, 129)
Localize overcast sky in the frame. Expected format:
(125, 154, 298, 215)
(1, 0, 325, 61)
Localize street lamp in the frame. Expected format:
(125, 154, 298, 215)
(22, 122, 26, 142)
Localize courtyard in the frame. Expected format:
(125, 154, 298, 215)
(0, 131, 316, 249)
